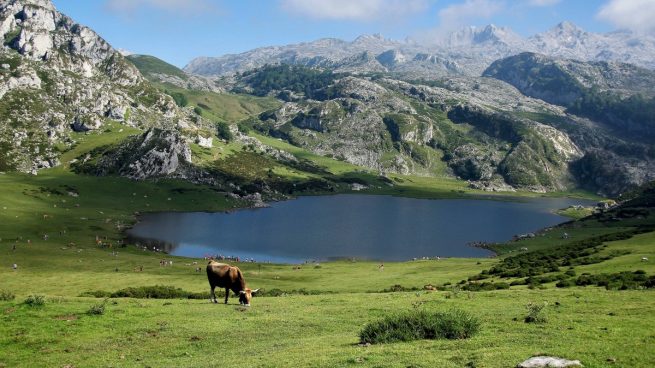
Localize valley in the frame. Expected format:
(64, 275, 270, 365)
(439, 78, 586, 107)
(1, 0, 654, 367)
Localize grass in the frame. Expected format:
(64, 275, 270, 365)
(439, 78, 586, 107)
(126, 55, 188, 80)
(156, 83, 281, 123)
(359, 309, 481, 344)
(0, 289, 653, 367)
(556, 206, 596, 219)
(0, 105, 653, 366)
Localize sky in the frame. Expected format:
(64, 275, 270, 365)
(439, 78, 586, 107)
(50, 0, 655, 68)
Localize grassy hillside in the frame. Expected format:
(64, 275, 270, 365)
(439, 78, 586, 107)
(126, 54, 188, 80)
(160, 85, 281, 123)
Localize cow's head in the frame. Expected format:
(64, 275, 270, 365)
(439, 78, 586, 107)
(239, 288, 259, 306)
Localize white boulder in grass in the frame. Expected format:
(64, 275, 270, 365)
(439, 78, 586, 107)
(517, 356, 582, 368)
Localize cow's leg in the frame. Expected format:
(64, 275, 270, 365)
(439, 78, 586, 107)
(224, 288, 229, 304)
(210, 285, 217, 303)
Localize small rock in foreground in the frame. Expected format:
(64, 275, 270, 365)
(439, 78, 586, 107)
(517, 356, 582, 368)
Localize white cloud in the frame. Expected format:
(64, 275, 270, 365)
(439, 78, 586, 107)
(597, 0, 655, 33)
(280, 0, 429, 21)
(105, 0, 218, 17)
(527, 0, 561, 6)
(437, 0, 503, 32)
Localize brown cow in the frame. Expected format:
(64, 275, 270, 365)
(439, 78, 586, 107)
(206, 261, 259, 306)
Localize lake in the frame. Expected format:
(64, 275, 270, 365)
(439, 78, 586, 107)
(126, 194, 593, 263)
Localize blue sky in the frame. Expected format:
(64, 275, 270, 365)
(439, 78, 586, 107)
(50, 0, 652, 68)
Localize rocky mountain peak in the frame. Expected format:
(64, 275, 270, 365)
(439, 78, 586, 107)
(442, 24, 514, 46)
(353, 33, 386, 43)
(553, 21, 584, 34)
(2, 0, 118, 70)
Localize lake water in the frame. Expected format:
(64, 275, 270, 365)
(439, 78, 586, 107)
(126, 194, 593, 263)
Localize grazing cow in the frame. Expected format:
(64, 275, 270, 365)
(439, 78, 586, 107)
(206, 261, 258, 306)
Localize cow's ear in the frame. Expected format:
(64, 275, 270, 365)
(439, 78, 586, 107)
(239, 290, 246, 295)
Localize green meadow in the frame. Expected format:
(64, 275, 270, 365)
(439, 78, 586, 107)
(1, 125, 654, 367)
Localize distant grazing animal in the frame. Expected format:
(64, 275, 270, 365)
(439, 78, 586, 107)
(206, 261, 258, 306)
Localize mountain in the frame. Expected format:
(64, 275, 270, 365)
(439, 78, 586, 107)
(185, 22, 655, 79)
(232, 62, 654, 195)
(0, 0, 202, 174)
(184, 34, 401, 76)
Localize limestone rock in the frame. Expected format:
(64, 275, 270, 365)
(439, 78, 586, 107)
(0, 0, 205, 174)
(517, 356, 582, 368)
(196, 136, 213, 148)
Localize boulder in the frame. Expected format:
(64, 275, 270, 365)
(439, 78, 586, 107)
(517, 356, 582, 368)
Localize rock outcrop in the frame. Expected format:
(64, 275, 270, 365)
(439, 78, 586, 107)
(74, 128, 193, 180)
(0, 0, 203, 173)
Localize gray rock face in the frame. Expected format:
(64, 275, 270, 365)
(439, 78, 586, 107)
(77, 128, 193, 180)
(124, 129, 192, 179)
(185, 22, 655, 79)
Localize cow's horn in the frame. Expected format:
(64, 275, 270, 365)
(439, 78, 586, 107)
(252, 289, 260, 293)
(239, 290, 246, 294)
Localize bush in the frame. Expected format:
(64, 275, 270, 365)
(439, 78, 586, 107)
(359, 309, 480, 344)
(87, 300, 107, 315)
(24, 295, 46, 307)
(524, 302, 547, 323)
(382, 284, 420, 293)
(82, 285, 212, 299)
(0, 290, 15, 301)
(216, 121, 234, 142)
(79, 290, 111, 298)
(556, 279, 575, 288)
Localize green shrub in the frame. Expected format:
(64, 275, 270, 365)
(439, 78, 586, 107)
(87, 300, 107, 315)
(574, 271, 654, 290)
(0, 290, 15, 301)
(216, 121, 234, 142)
(24, 295, 46, 307)
(81, 286, 211, 299)
(169, 92, 188, 107)
(556, 279, 575, 288)
(382, 284, 420, 293)
(111, 285, 197, 299)
(79, 290, 111, 298)
(359, 309, 480, 344)
(524, 302, 547, 323)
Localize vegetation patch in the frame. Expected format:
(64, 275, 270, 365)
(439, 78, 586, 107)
(360, 309, 480, 344)
(557, 270, 655, 290)
(80, 285, 211, 300)
(87, 300, 108, 315)
(381, 284, 421, 293)
(0, 290, 15, 301)
(524, 302, 548, 323)
(476, 226, 654, 282)
(237, 64, 339, 101)
(24, 295, 46, 307)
